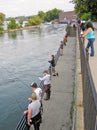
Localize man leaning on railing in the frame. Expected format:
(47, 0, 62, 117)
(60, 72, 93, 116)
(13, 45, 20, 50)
(23, 92, 42, 130)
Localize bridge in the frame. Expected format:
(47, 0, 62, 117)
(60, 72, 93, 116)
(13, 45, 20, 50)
(15, 23, 97, 130)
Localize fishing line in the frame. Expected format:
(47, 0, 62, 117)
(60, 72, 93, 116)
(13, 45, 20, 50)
(0, 64, 37, 112)
(0, 58, 49, 112)
(0, 64, 38, 89)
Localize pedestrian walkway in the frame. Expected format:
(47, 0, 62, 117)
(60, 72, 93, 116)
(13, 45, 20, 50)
(84, 29, 97, 92)
(40, 36, 76, 130)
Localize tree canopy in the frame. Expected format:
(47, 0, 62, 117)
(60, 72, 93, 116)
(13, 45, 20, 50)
(25, 8, 62, 26)
(0, 12, 5, 33)
(44, 8, 62, 22)
(0, 12, 5, 25)
(72, 0, 97, 21)
(1, 8, 62, 30)
(7, 18, 19, 29)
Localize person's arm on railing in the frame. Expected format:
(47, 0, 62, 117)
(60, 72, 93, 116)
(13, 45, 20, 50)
(82, 28, 92, 37)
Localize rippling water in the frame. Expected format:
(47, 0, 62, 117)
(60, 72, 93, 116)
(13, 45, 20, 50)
(0, 24, 66, 130)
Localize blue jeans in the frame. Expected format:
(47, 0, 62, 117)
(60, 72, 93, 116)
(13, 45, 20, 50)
(86, 38, 95, 56)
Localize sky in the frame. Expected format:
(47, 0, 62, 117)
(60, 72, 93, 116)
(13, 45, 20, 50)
(0, 0, 75, 18)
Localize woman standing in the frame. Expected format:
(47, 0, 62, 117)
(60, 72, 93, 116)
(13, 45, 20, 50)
(82, 22, 95, 57)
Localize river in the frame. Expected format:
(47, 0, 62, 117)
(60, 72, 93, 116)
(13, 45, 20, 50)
(0, 24, 66, 130)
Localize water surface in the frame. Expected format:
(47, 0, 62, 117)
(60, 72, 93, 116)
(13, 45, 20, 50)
(0, 24, 66, 130)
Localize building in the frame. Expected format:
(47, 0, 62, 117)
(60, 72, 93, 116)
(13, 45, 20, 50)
(59, 11, 77, 24)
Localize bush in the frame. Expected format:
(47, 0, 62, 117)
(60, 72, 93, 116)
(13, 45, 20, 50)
(81, 12, 91, 21)
(0, 26, 4, 34)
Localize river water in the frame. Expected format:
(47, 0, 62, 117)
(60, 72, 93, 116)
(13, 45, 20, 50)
(0, 24, 66, 130)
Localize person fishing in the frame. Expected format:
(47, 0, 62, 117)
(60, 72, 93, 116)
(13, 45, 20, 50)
(39, 70, 51, 100)
(23, 92, 42, 130)
(48, 54, 58, 76)
(28, 82, 43, 112)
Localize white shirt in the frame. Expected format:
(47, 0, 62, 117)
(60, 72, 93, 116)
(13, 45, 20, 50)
(34, 88, 42, 101)
(39, 74, 51, 85)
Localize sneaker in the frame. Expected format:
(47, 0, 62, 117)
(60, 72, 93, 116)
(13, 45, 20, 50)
(53, 74, 56, 76)
(85, 48, 88, 52)
(56, 72, 58, 76)
(44, 98, 49, 100)
(90, 54, 94, 57)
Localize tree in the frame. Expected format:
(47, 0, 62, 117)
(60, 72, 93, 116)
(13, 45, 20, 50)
(81, 12, 91, 21)
(0, 12, 5, 33)
(38, 11, 45, 21)
(18, 18, 23, 27)
(72, 0, 97, 21)
(26, 15, 42, 26)
(44, 8, 62, 22)
(0, 12, 5, 25)
(7, 18, 19, 29)
(0, 26, 4, 34)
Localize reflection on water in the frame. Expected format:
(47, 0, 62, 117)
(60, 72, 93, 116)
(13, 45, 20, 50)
(8, 31, 17, 39)
(0, 24, 66, 130)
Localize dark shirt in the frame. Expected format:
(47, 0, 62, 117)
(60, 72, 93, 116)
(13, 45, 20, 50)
(48, 58, 55, 67)
(60, 43, 63, 49)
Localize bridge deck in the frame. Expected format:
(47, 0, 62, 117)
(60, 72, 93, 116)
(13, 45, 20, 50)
(40, 31, 76, 130)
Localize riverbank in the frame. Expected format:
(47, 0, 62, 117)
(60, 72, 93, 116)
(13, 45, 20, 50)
(3, 25, 40, 33)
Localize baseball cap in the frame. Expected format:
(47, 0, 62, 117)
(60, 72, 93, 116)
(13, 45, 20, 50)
(30, 82, 37, 88)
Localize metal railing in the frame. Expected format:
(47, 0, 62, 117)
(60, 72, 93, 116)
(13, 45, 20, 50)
(78, 27, 97, 130)
(15, 45, 61, 130)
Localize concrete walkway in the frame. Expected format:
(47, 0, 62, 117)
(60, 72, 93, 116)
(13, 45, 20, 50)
(40, 36, 76, 130)
(85, 29, 97, 91)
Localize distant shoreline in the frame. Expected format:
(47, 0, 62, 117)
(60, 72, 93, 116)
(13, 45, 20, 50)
(3, 25, 40, 33)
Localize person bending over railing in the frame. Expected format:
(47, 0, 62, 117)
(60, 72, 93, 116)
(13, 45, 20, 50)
(23, 92, 42, 130)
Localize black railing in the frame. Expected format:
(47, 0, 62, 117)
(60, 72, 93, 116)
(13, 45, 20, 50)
(15, 114, 28, 130)
(15, 45, 61, 130)
(78, 27, 97, 130)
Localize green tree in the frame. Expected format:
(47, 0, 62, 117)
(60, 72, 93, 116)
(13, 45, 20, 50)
(81, 12, 91, 21)
(72, 0, 97, 21)
(25, 15, 42, 26)
(0, 12, 5, 25)
(44, 8, 62, 22)
(0, 26, 4, 34)
(7, 18, 19, 29)
(18, 18, 23, 27)
(38, 11, 45, 21)
(0, 12, 5, 33)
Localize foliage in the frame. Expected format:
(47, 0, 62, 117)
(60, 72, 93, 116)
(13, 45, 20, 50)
(81, 12, 91, 21)
(26, 15, 42, 26)
(25, 8, 62, 26)
(18, 18, 23, 27)
(38, 11, 45, 21)
(0, 26, 4, 34)
(0, 12, 5, 25)
(72, 0, 97, 21)
(7, 18, 19, 29)
(44, 8, 62, 22)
